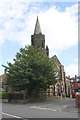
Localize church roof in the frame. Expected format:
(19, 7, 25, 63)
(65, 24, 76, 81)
(34, 16, 42, 34)
(51, 55, 61, 66)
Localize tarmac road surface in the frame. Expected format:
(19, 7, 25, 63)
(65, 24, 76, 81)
(2, 98, 79, 119)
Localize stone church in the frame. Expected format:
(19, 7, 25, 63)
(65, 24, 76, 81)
(31, 16, 66, 96)
(31, 16, 65, 79)
(31, 16, 49, 56)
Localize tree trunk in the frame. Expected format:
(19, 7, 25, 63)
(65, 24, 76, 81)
(54, 85, 55, 96)
(44, 89, 46, 99)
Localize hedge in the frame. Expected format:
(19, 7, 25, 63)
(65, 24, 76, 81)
(0, 92, 28, 101)
(0, 92, 11, 99)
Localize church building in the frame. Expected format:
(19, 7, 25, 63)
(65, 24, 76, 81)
(31, 16, 65, 80)
(31, 16, 49, 56)
(31, 16, 66, 96)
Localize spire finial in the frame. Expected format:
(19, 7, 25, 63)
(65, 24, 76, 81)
(34, 16, 42, 34)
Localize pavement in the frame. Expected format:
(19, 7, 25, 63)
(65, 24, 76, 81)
(62, 105, 78, 113)
(60, 98, 80, 113)
(59, 98, 79, 113)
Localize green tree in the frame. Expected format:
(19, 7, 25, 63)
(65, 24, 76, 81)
(3, 45, 56, 97)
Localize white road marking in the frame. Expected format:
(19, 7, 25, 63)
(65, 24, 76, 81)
(60, 105, 68, 110)
(30, 105, 68, 112)
(30, 106, 57, 111)
(2, 112, 22, 118)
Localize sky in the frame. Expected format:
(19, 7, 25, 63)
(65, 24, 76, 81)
(0, 0, 79, 77)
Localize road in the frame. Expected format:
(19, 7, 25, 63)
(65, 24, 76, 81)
(2, 98, 79, 119)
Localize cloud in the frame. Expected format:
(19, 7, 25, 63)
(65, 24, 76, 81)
(74, 58, 78, 62)
(74, 58, 80, 62)
(39, 4, 78, 57)
(0, 2, 78, 57)
(65, 64, 78, 77)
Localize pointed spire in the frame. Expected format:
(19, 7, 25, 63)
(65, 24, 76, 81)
(34, 16, 42, 34)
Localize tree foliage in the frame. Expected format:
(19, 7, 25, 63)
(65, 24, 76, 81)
(3, 45, 56, 95)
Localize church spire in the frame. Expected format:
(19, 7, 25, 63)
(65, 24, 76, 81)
(34, 16, 42, 34)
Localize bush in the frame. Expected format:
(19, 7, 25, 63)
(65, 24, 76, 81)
(0, 92, 11, 99)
